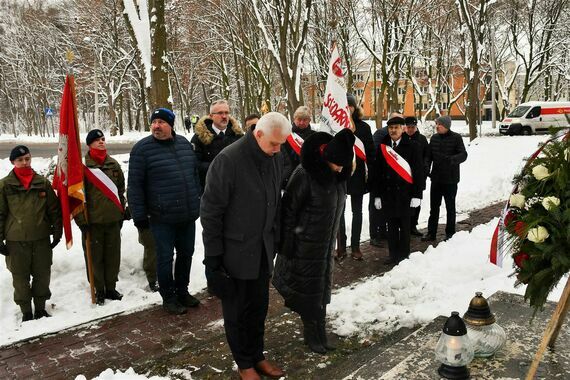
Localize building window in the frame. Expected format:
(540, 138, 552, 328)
(398, 87, 406, 95)
(440, 102, 448, 109)
(353, 73, 364, 82)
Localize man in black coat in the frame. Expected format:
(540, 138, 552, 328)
(128, 108, 202, 315)
(191, 99, 244, 191)
(404, 116, 430, 236)
(200, 112, 291, 380)
(372, 116, 424, 264)
(422, 115, 468, 242)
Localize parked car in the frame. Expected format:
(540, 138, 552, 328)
(499, 101, 570, 135)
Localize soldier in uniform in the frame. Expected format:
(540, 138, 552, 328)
(0, 145, 62, 322)
(75, 129, 126, 305)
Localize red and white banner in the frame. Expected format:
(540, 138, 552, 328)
(286, 132, 304, 156)
(320, 44, 367, 162)
(83, 166, 123, 212)
(380, 144, 413, 184)
(52, 75, 85, 249)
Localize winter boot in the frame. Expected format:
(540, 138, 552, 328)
(351, 246, 363, 261)
(34, 309, 51, 319)
(318, 311, 336, 351)
(301, 318, 327, 354)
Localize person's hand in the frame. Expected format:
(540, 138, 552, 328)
(50, 237, 61, 249)
(374, 197, 382, 210)
(0, 242, 8, 256)
(134, 219, 149, 230)
(203, 255, 223, 272)
(410, 198, 421, 208)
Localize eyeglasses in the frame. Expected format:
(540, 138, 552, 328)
(211, 111, 230, 116)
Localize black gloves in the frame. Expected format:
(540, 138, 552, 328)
(134, 219, 149, 230)
(50, 237, 61, 249)
(0, 243, 8, 256)
(204, 256, 234, 299)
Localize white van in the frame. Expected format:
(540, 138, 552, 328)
(499, 101, 570, 135)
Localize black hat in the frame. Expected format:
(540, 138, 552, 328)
(150, 107, 175, 128)
(86, 129, 104, 146)
(9, 145, 30, 161)
(387, 116, 406, 126)
(405, 116, 418, 126)
(346, 93, 357, 108)
(322, 128, 355, 166)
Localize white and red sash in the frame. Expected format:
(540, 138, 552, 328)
(83, 165, 123, 212)
(380, 144, 413, 184)
(286, 132, 304, 155)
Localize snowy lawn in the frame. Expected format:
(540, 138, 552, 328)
(0, 133, 563, 350)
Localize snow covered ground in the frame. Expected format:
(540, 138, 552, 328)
(0, 129, 566, 379)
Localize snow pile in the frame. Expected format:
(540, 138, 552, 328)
(75, 367, 169, 380)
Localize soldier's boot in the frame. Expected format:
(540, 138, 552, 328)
(21, 303, 33, 322)
(34, 309, 51, 319)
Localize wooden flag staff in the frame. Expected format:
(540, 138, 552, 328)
(525, 276, 570, 380)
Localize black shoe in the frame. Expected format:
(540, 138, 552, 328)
(105, 289, 123, 301)
(22, 312, 34, 322)
(148, 281, 159, 292)
(96, 292, 106, 305)
(369, 238, 382, 247)
(410, 227, 422, 236)
(34, 310, 51, 319)
(163, 300, 187, 315)
(177, 292, 200, 308)
(421, 234, 436, 242)
(444, 233, 455, 241)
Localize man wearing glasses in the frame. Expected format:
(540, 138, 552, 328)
(191, 99, 244, 191)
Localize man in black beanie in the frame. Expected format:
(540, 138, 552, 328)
(128, 107, 202, 315)
(422, 115, 467, 242)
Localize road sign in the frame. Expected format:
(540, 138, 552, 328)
(45, 107, 54, 117)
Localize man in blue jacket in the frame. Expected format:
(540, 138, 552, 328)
(128, 108, 202, 315)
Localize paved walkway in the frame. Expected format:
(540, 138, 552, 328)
(0, 203, 502, 379)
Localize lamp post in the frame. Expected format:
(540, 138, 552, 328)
(434, 311, 474, 380)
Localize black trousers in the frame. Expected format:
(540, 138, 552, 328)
(221, 255, 270, 369)
(427, 182, 458, 236)
(387, 212, 411, 262)
(410, 205, 421, 228)
(338, 193, 364, 248)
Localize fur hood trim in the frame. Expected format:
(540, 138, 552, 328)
(194, 115, 244, 145)
(301, 132, 352, 186)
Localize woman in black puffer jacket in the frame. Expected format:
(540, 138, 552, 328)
(273, 129, 355, 355)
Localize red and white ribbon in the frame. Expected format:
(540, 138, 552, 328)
(380, 144, 412, 184)
(83, 166, 123, 212)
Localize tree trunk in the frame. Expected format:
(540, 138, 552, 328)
(149, 0, 170, 109)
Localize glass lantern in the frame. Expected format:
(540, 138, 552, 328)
(463, 292, 507, 357)
(434, 311, 474, 379)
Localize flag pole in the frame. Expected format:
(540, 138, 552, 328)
(66, 52, 96, 304)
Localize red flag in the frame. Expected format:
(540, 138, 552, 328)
(53, 75, 85, 249)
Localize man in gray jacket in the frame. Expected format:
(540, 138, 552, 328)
(201, 112, 291, 380)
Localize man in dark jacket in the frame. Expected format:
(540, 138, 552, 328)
(372, 116, 424, 264)
(281, 106, 316, 188)
(191, 99, 244, 191)
(422, 115, 468, 242)
(201, 112, 290, 380)
(404, 116, 429, 236)
(128, 108, 201, 315)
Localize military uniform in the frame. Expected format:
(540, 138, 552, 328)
(0, 171, 62, 316)
(138, 227, 157, 288)
(75, 153, 126, 300)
